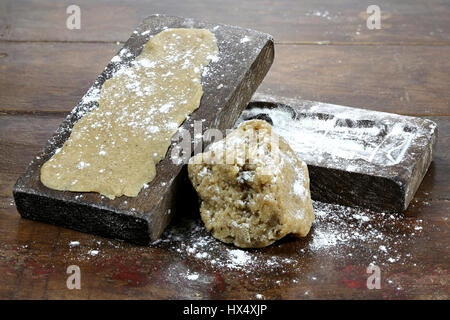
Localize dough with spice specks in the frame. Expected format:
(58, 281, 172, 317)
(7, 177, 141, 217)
(41, 28, 218, 199)
(188, 120, 315, 248)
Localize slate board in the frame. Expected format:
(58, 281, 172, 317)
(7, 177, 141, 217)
(239, 93, 438, 212)
(13, 15, 274, 244)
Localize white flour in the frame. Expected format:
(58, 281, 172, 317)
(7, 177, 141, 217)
(152, 200, 424, 273)
(152, 217, 299, 272)
(238, 107, 418, 168)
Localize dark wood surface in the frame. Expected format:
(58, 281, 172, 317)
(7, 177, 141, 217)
(0, 0, 449, 299)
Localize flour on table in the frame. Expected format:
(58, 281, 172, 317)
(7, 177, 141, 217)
(69, 241, 80, 247)
(153, 200, 424, 274)
(41, 28, 219, 199)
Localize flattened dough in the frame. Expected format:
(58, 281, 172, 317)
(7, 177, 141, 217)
(41, 28, 218, 199)
(188, 120, 315, 248)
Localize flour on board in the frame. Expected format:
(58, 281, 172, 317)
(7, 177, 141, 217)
(40, 28, 219, 199)
(237, 100, 436, 176)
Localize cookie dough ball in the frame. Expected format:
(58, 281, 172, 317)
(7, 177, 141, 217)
(188, 119, 315, 248)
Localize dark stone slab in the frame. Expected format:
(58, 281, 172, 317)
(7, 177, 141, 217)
(238, 93, 438, 212)
(13, 15, 274, 244)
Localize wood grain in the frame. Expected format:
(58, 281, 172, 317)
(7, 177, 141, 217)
(1, 43, 450, 115)
(1, 0, 450, 44)
(260, 44, 450, 116)
(0, 198, 448, 299)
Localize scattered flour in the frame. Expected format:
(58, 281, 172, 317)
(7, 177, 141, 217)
(24, 21, 427, 289)
(69, 241, 80, 247)
(153, 217, 299, 272)
(88, 249, 99, 256)
(238, 106, 419, 168)
(186, 273, 199, 281)
(227, 249, 251, 267)
(152, 201, 424, 273)
(237, 101, 435, 182)
(240, 36, 251, 43)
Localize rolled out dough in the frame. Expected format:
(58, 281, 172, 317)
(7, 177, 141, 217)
(188, 120, 315, 248)
(41, 28, 218, 199)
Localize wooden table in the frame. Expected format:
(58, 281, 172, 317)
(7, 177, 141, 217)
(0, 0, 448, 299)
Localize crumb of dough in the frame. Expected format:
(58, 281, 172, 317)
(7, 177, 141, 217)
(41, 28, 218, 199)
(188, 120, 315, 248)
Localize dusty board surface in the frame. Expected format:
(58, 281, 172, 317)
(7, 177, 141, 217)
(1, 0, 449, 300)
(238, 93, 438, 212)
(12, 15, 274, 244)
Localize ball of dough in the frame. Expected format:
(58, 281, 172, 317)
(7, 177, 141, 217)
(188, 119, 315, 248)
